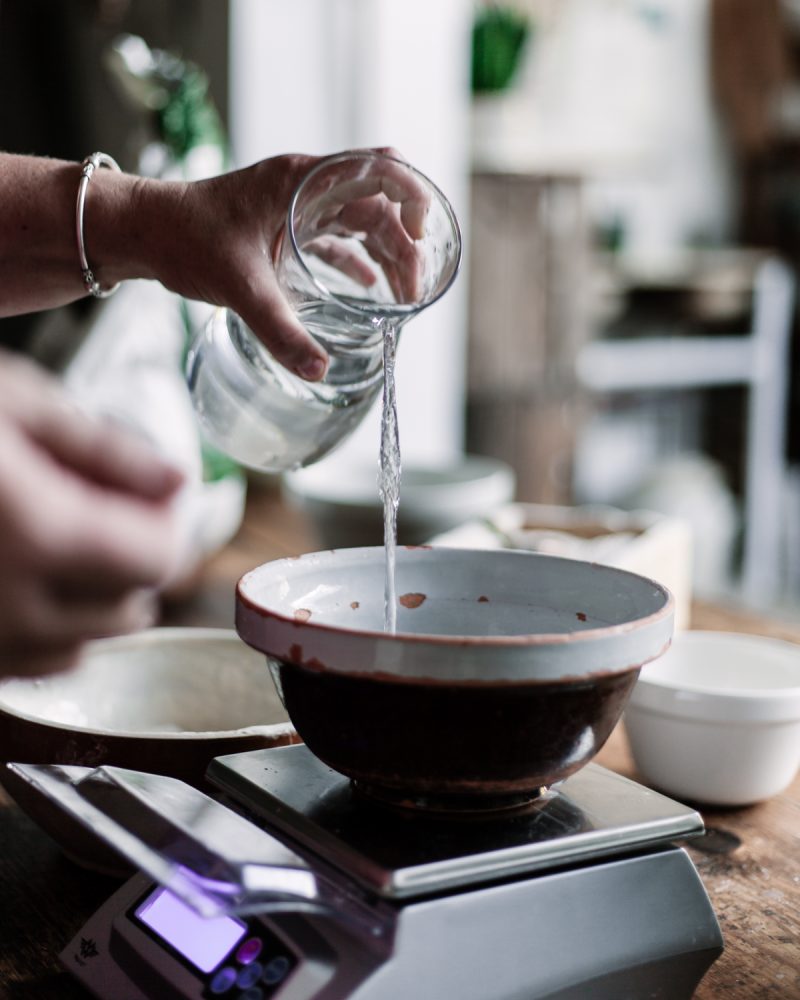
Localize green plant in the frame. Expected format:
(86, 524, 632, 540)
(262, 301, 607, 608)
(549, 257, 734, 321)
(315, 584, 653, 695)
(471, 4, 531, 94)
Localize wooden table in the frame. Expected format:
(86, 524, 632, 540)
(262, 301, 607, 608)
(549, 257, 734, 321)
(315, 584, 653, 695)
(1, 481, 798, 999)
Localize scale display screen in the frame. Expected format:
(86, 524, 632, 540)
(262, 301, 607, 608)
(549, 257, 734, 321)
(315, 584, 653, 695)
(134, 886, 247, 974)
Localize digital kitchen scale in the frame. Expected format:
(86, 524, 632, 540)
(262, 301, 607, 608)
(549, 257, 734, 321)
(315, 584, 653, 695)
(9, 744, 723, 1000)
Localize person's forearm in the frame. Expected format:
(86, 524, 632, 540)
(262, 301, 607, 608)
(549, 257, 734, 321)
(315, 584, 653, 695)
(0, 153, 181, 315)
(0, 148, 420, 380)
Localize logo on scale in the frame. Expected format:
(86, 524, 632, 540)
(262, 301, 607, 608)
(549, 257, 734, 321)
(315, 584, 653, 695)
(74, 937, 100, 965)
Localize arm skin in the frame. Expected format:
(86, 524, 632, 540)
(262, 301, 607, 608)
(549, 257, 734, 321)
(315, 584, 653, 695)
(0, 146, 427, 676)
(0, 148, 428, 381)
(0, 152, 330, 380)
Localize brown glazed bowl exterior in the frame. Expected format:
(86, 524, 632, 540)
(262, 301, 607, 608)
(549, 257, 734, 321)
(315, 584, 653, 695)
(272, 659, 639, 804)
(237, 547, 674, 806)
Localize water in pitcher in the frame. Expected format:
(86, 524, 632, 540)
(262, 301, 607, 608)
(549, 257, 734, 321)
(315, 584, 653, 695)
(186, 307, 385, 473)
(188, 303, 405, 633)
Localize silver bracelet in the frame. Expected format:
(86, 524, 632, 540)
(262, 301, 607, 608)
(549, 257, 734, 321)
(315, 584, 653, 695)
(75, 151, 122, 299)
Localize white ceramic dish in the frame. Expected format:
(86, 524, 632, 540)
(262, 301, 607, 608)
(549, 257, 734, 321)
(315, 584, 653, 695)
(283, 454, 516, 547)
(624, 630, 800, 806)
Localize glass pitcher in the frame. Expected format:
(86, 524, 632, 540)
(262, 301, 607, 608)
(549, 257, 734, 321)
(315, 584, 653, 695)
(185, 151, 461, 473)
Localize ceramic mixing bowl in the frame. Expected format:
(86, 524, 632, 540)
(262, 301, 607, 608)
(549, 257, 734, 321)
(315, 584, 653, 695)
(237, 547, 674, 810)
(0, 628, 297, 870)
(625, 630, 800, 806)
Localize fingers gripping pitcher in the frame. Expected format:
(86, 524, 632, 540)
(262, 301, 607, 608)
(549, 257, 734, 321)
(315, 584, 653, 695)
(186, 151, 461, 473)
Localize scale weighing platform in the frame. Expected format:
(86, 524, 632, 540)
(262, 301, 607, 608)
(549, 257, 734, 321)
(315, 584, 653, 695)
(9, 744, 723, 1000)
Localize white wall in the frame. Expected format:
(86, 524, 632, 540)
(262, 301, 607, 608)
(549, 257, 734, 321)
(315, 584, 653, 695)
(587, 0, 736, 257)
(483, 0, 736, 257)
(229, 0, 472, 467)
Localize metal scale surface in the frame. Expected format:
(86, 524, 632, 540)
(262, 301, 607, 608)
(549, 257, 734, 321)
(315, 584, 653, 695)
(9, 744, 723, 1000)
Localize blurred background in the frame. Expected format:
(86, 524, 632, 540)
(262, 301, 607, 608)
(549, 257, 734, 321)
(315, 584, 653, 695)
(1, 0, 799, 622)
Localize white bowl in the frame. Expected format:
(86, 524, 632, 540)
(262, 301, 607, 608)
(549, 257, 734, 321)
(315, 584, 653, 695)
(624, 630, 800, 806)
(283, 454, 515, 547)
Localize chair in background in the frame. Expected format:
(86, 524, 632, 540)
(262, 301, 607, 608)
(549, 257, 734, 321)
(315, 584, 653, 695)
(577, 256, 796, 606)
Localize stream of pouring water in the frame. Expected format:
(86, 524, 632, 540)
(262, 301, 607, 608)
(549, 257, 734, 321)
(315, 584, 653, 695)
(379, 321, 401, 633)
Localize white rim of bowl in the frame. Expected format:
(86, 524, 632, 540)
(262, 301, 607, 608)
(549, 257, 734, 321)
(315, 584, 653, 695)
(236, 546, 675, 681)
(628, 631, 800, 723)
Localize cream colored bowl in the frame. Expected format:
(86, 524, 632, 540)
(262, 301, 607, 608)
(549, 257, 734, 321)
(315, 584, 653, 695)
(0, 628, 297, 871)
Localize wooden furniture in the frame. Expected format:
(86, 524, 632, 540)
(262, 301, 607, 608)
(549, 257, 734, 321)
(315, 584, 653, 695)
(466, 171, 591, 504)
(0, 481, 798, 999)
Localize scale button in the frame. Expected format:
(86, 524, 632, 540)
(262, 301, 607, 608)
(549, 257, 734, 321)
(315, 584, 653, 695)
(240, 989, 264, 1000)
(208, 966, 238, 994)
(236, 937, 264, 965)
(236, 962, 263, 990)
(262, 956, 291, 985)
